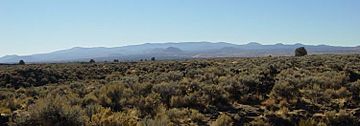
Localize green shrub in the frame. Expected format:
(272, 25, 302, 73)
(13, 95, 85, 126)
(95, 83, 133, 111)
(298, 119, 317, 126)
(89, 107, 138, 126)
(138, 106, 172, 126)
(211, 113, 233, 126)
(325, 110, 360, 126)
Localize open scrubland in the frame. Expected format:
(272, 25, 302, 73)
(1, 54, 360, 126)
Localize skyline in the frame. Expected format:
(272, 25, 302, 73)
(1, 0, 360, 56)
(1, 41, 359, 57)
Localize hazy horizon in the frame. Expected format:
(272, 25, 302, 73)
(0, 41, 359, 57)
(1, 0, 359, 56)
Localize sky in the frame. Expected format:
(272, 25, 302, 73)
(0, 0, 359, 56)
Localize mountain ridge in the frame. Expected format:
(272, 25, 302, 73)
(1, 42, 359, 63)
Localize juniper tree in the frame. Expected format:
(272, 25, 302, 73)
(295, 47, 307, 56)
(19, 60, 25, 65)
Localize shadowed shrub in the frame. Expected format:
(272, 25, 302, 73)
(295, 47, 308, 56)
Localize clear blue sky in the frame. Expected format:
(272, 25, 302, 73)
(0, 0, 359, 56)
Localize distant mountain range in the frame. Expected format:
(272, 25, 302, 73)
(0, 42, 359, 63)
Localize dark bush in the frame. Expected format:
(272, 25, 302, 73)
(18, 60, 25, 65)
(89, 59, 95, 63)
(295, 47, 308, 56)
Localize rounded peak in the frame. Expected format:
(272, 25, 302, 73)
(246, 42, 262, 46)
(165, 47, 182, 52)
(4, 54, 19, 57)
(71, 47, 85, 50)
(318, 44, 329, 47)
(166, 46, 179, 49)
(215, 42, 229, 44)
(1, 54, 19, 58)
(294, 43, 304, 46)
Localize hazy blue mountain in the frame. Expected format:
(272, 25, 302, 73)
(115, 42, 237, 53)
(0, 42, 359, 63)
(149, 47, 184, 54)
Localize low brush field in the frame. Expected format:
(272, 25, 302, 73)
(1, 54, 360, 126)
